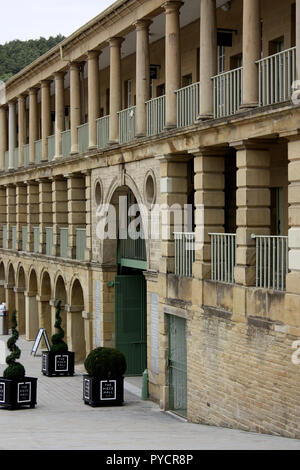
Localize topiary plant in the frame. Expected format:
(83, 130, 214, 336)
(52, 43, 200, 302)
(50, 300, 68, 354)
(84, 347, 127, 379)
(3, 310, 26, 380)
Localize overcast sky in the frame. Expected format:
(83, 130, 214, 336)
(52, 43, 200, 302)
(0, 0, 116, 44)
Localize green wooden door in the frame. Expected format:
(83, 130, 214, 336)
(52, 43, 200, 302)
(168, 315, 187, 417)
(115, 275, 147, 376)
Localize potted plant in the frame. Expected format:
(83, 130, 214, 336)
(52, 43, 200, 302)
(0, 310, 37, 409)
(83, 347, 127, 407)
(42, 300, 74, 377)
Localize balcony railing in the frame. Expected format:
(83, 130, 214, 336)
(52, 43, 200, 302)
(60, 227, 69, 258)
(33, 227, 40, 253)
(45, 227, 53, 256)
(252, 234, 288, 291)
(176, 82, 200, 128)
(209, 233, 236, 284)
(62, 130, 71, 157)
(119, 236, 147, 263)
(48, 135, 55, 161)
(14, 148, 19, 169)
(22, 226, 28, 252)
(5, 151, 8, 171)
(118, 106, 136, 144)
(12, 225, 17, 251)
(146, 95, 166, 137)
(78, 123, 89, 154)
(2, 225, 7, 249)
(213, 67, 243, 118)
(35, 139, 42, 164)
(76, 228, 86, 261)
(174, 232, 195, 278)
(24, 144, 29, 167)
(97, 115, 110, 149)
(257, 47, 296, 107)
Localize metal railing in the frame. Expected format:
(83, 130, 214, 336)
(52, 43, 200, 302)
(118, 106, 136, 144)
(33, 227, 40, 253)
(35, 139, 42, 164)
(24, 144, 29, 167)
(209, 233, 236, 284)
(146, 95, 166, 137)
(14, 148, 19, 169)
(2, 225, 7, 249)
(257, 47, 296, 107)
(176, 82, 200, 128)
(60, 227, 69, 258)
(97, 115, 110, 149)
(76, 228, 86, 261)
(48, 135, 55, 161)
(21, 226, 28, 252)
(119, 235, 147, 262)
(11, 225, 17, 251)
(174, 232, 195, 278)
(5, 151, 9, 171)
(212, 67, 243, 118)
(45, 227, 53, 256)
(252, 234, 288, 291)
(78, 123, 89, 154)
(62, 130, 71, 157)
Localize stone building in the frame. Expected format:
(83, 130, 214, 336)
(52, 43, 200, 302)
(0, 0, 300, 438)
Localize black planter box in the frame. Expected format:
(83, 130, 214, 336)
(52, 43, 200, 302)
(83, 375, 124, 407)
(0, 377, 37, 410)
(42, 351, 75, 377)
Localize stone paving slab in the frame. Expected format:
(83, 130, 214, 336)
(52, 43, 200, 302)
(0, 336, 300, 450)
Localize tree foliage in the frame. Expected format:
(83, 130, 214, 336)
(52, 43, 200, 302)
(0, 35, 65, 82)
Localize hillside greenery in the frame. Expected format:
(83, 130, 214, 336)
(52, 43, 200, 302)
(0, 35, 65, 82)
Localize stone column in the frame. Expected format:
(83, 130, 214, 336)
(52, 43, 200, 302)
(26, 182, 39, 252)
(52, 177, 68, 257)
(66, 174, 86, 259)
(230, 141, 270, 286)
(198, 0, 217, 119)
(158, 155, 188, 274)
(192, 148, 225, 280)
(29, 87, 38, 165)
(41, 80, 51, 162)
(297, 0, 300, 80)
(135, 20, 151, 137)
(241, 0, 261, 108)
(25, 292, 39, 341)
(16, 183, 27, 251)
(108, 37, 123, 144)
(65, 305, 86, 362)
(70, 62, 81, 154)
(36, 295, 52, 347)
(88, 50, 100, 149)
(54, 71, 65, 160)
(14, 287, 25, 335)
(18, 95, 26, 168)
(0, 187, 6, 248)
(163, 1, 182, 129)
(6, 185, 16, 249)
(38, 179, 53, 254)
(0, 106, 7, 171)
(8, 100, 17, 170)
(83, 170, 91, 261)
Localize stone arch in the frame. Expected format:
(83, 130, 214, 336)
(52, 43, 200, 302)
(26, 267, 39, 341)
(68, 277, 86, 362)
(40, 270, 52, 342)
(53, 273, 68, 342)
(16, 264, 26, 335)
(0, 260, 5, 302)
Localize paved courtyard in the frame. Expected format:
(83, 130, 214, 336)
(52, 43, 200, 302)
(0, 336, 300, 450)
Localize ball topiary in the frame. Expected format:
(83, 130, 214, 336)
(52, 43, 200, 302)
(3, 310, 26, 380)
(50, 300, 68, 354)
(84, 347, 127, 379)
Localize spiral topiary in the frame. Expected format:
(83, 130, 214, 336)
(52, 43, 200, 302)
(3, 310, 25, 380)
(50, 300, 68, 354)
(84, 347, 127, 379)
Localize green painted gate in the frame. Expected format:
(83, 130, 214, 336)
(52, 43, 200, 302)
(168, 315, 187, 417)
(115, 275, 147, 376)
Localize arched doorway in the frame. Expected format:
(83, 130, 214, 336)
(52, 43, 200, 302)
(40, 271, 52, 343)
(53, 275, 68, 342)
(16, 266, 26, 335)
(69, 278, 86, 362)
(26, 269, 39, 341)
(7, 264, 16, 322)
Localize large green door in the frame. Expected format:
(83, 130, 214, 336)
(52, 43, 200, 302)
(115, 275, 147, 376)
(168, 315, 187, 417)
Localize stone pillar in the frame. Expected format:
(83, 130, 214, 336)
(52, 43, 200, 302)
(52, 177, 68, 257)
(6, 185, 16, 249)
(29, 88, 38, 165)
(36, 295, 52, 347)
(192, 148, 225, 280)
(297, 0, 300, 80)
(241, 0, 261, 108)
(70, 62, 81, 154)
(88, 50, 100, 149)
(0, 106, 7, 171)
(0, 187, 6, 248)
(5, 282, 15, 320)
(41, 80, 51, 162)
(108, 37, 123, 144)
(38, 179, 52, 254)
(231, 141, 270, 286)
(14, 287, 25, 335)
(54, 72, 65, 160)
(8, 101, 17, 170)
(83, 170, 91, 261)
(65, 305, 86, 362)
(158, 155, 188, 274)
(18, 95, 26, 167)
(25, 292, 39, 341)
(26, 182, 39, 252)
(16, 183, 27, 251)
(135, 20, 151, 137)
(198, 0, 217, 119)
(163, 1, 182, 129)
(67, 174, 86, 259)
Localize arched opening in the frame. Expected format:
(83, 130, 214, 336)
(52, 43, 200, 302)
(16, 266, 26, 335)
(7, 264, 16, 323)
(0, 261, 5, 302)
(53, 275, 68, 343)
(26, 269, 39, 341)
(69, 279, 86, 363)
(40, 271, 52, 343)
